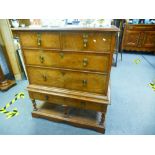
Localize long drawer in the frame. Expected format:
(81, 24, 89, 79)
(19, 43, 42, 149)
(24, 49, 110, 72)
(19, 31, 112, 52)
(27, 67, 108, 94)
(29, 91, 108, 112)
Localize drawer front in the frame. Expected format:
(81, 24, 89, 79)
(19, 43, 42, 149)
(64, 70, 107, 94)
(65, 97, 108, 112)
(29, 91, 108, 112)
(29, 91, 65, 104)
(41, 32, 60, 49)
(24, 49, 110, 72)
(27, 67, 64, 88)
(27, 67, 108, 94)
(19, 32, 38, 48)
(19, 32, 60, 49)
(62, 32, 112, 52)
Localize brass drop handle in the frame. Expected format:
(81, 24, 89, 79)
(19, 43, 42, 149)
(39, 56, 44, 63)
(83, 33, 88, 38)
(60, 52, 64, 58)
(61, 71, 66, 76)
(37, 34, 41, 46)
(83, 38, 88, 48)
(82, 80, 87, 86)
(83, 58, 88, 67)
(42, 74, 47, 81)
(83, 33, 88, 48)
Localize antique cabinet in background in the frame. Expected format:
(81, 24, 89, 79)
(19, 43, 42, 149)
(122, 24, 155, 52)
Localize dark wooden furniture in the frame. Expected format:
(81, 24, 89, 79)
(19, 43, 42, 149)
(12, 26, 119, 133)
(121, 24, 155, 52)
(0, 65, 16, 91)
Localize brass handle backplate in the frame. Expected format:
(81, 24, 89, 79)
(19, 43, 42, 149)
(83, 33, 88, 48)
(83, 58, 88, 67)
(37, 34, 41, 46)
(82, 80, 87, 86)
(42, 74, 47, 81)
(61, 71, 66, 76)
(83, 38, 88, 48)
(39, 56, 44, 63)
(83, 33, 88, 38)
(60, 52, 64, 58)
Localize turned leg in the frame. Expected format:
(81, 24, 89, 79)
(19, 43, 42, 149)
(31, 99, 37, 111)
(100, 112, 105, 125)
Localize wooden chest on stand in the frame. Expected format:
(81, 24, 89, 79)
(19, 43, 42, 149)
(12, 26, 119, 133)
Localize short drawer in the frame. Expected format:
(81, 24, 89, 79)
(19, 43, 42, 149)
(29, 91, 108, 112)
(19, 32, 60, 49)
(27, 67, 108, 94)
(23, 49, 110, 72)
(65, 97, 108, 112)
(29, 91, 65, 104)
(62, 32, 112, 52)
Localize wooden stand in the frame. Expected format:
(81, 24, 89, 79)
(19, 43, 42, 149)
(0, 65, 16, 91)
(32, 102, 105, 133)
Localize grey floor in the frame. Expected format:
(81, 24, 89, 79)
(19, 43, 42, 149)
(0, 53, 155, 135)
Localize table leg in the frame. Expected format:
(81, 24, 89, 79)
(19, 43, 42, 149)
(100, 112, 105, 125)
(31, 99, 37, 111)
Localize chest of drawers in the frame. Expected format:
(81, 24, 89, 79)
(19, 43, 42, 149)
(12, 26, 119, 133)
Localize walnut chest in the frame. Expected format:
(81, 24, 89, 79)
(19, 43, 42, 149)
(12, 26, 119, 133)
